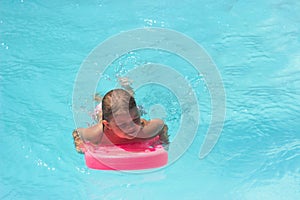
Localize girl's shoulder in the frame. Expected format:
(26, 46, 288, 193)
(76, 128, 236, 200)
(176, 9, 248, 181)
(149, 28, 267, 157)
(78, 123, 103, 144)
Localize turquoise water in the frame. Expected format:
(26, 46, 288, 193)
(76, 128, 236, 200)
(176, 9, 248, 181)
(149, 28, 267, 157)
(1, 0, 300, 199)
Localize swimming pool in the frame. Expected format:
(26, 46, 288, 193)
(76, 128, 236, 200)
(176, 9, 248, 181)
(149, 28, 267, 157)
(1, 0, 299, 199)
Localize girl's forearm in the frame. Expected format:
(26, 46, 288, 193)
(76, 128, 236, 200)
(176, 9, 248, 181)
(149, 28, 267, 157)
(137, 119, 164, 139)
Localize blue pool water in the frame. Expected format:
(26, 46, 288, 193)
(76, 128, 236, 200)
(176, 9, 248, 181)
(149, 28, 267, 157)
(1, 0, 300, 199)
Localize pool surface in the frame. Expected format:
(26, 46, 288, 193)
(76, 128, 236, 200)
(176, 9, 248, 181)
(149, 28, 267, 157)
(1, 0, 300, 199)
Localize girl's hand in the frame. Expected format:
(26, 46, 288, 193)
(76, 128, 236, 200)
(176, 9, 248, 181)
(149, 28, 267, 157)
(72, 129, 86, 154)
(157, 124, 169, 145)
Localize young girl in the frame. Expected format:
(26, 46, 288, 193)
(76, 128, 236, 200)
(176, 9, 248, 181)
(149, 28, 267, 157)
(72, 89, 169, 153)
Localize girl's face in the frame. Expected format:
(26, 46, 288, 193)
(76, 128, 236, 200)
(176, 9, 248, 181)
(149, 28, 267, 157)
(103, 108, 141, 139)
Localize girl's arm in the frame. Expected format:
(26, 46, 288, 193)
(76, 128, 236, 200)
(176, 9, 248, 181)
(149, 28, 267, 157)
(77, 124, 103, 144)
(137, 119, 169, 144)
(72, 124, 103, 153)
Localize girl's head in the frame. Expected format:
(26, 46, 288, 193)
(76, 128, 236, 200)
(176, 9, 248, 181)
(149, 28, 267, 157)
(102, 89, 141, 139)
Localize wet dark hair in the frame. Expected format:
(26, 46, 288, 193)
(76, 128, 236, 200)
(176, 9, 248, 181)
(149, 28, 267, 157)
(102, 89, 137, 122)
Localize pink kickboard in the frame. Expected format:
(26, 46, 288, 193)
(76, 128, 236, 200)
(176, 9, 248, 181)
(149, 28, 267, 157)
(84, 145, 168, 170)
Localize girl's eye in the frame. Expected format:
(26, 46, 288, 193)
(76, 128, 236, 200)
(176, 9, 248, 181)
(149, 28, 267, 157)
(118, 124, 127, 129)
